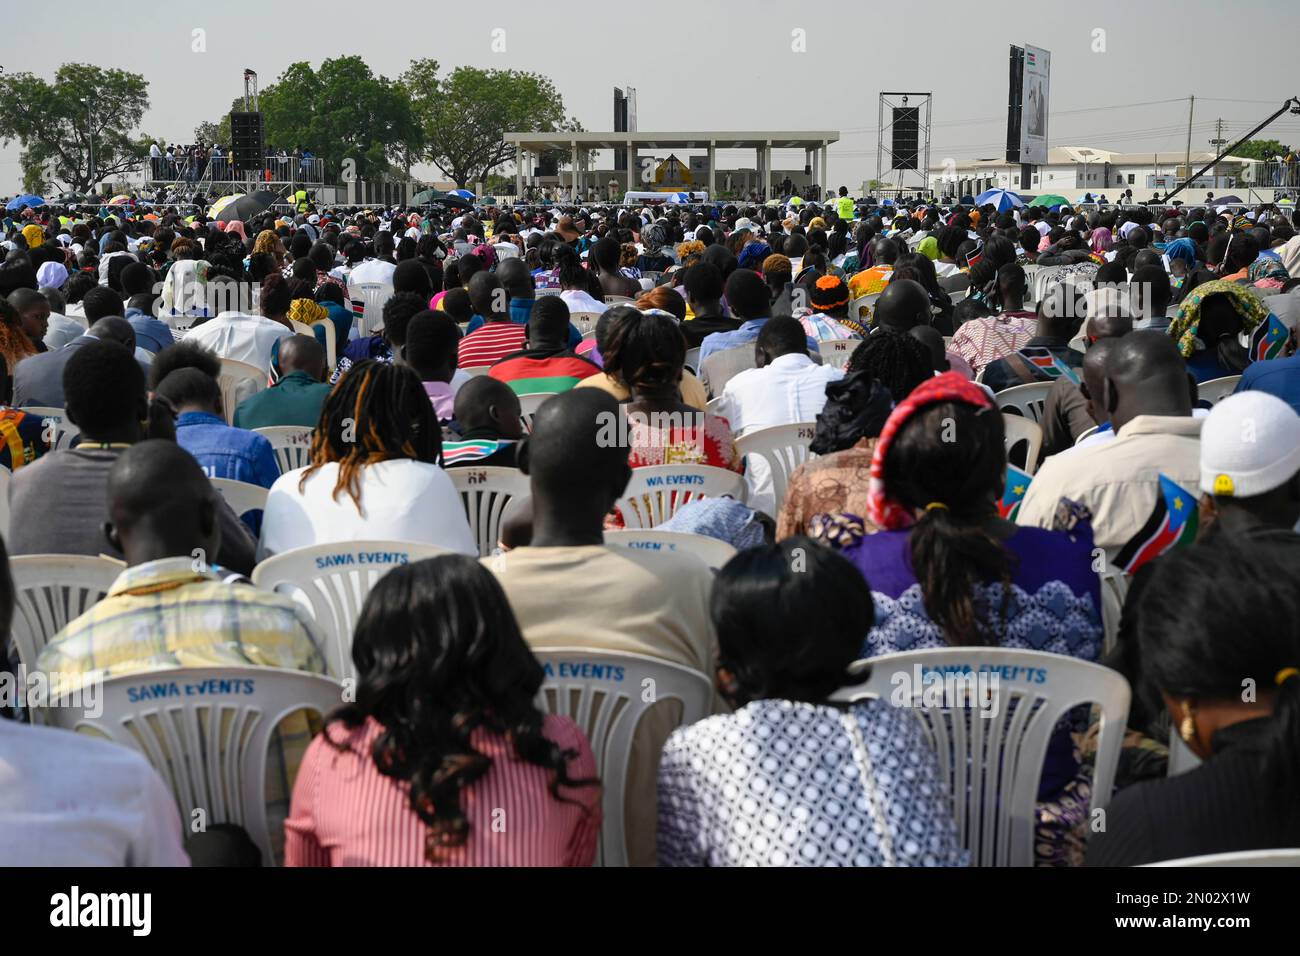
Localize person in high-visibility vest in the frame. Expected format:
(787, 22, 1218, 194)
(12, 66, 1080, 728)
(836, 186, 856, 221)
(295, 188, 309, 213)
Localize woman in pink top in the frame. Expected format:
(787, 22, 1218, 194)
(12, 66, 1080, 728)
(285, 555, 602, 866)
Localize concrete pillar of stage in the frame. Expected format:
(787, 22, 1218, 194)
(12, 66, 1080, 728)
(626, 140, 635, 195)
(515, 149, 524, 199)
(708, 142, 716, 197)
(571, 141, 580, 198)
(820, 144, 829, 195)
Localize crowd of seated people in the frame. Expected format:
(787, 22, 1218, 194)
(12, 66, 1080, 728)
(1, 191, 1298, 868)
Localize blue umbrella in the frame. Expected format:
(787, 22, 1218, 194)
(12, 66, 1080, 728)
(449, 189, 475, 200)
(5, 194, 45, 212)
(974, 188, 1024, 212)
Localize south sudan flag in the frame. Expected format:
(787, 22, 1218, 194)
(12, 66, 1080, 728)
(998, 464, 1033, 520)
(1249, 313, 1289, 362)
(1114, 474, 1198, 574)
(1020, 346, 1080, 385)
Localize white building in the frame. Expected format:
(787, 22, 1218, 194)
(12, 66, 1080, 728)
(927, 146, 1264, 202)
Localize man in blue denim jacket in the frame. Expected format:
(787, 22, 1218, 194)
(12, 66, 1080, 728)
(153, 367, 280, 490)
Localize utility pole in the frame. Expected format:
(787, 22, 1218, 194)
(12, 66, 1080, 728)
(1184, 95, 1194, 187)
(1209, 118, 1227, 187)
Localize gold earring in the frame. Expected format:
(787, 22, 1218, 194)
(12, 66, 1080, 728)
(1179, 703, 1197, 744)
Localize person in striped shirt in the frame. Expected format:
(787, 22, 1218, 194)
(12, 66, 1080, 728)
(488, 297, 601, 396)
(285, 555, 601, 866)
(457, 272, 525, 369)
(442, 376, 522, 469)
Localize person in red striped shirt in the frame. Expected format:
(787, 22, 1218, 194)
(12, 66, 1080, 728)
(284, 555, 602, 867)
(457, 272, 525, 369)
(488, 296, 601, 396)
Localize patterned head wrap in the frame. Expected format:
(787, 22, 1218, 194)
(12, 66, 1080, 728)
(1089, 228, 1113, 254)
(1163, 237, 1198, 266)
(21, 224, 44, 249)
(809, 274, 850, 312)
(1167, 279, 1269, 358)
(1248, 257, 1289, 285)
(867, 371, 994, 530)
(642, 222, 668, 255)
(737, 241, 772, 270)
(287, 298, 329, 327)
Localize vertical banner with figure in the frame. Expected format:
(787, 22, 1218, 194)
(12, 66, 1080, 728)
(1020, 45, 1051, 166)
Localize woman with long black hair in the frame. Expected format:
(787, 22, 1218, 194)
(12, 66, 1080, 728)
(285, 555, 601, 866)
(1087, 532, 1300, 865)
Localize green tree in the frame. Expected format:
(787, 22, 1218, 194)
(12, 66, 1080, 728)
(211, 57, 420, 181)
(0, 64, 150, 193)
(400, 60, 582, 187)
(1232, 139, 1292, 162)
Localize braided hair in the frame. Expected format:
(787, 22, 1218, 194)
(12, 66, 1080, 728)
(300, 360, 439, 508)
(845, 330, 933, 402)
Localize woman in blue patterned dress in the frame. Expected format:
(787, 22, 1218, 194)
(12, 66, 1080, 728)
(812, 372, 1104, 865)
(656, 537, 968, 867)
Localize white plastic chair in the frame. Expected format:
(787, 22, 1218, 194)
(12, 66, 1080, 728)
(9, 554, 125, 670)
(683, 347, 701, 375)
(254, 426, 314, 475)
(517, 391, 554, 433)
(533, 648, 712, 867)
(1144, 848, 1300, 867)
(1099, 565, 1129, 657)
(1166, 731, 1204, 777)
(569, 312, 602, 335)
(37, 666, 344, 867)
(218, 359, 266, 425)
(1197, 375, 1241, 406)
(615, 464, 747, 529)
(603, 529, 737, 569)
(849, 293, 880, 325)
(735, 422, 819, 514)
(348, 281, 394, 338)
(251, 540, 451, 681)
(1002, 413, 1043, 475)
(831, 646, 1131, 867)
(994, 381, 1053, 424)
(818, 339, 857, 369)
(604, 295, 635, 306)
(1075, 423, 1101, 445)
(449, 466, 531, 557)
(460, 365, 492, 378)
(21, 405, 80, 450)
(210, 477, 269, 520)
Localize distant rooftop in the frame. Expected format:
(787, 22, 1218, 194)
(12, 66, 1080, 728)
(929, 146, 1261, 171)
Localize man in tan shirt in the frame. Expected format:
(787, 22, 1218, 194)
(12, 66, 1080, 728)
(1018, 331, 1202, 564)
(485, 388, 715, 866)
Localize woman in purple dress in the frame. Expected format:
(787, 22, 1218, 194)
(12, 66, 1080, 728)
(812, 372, 1104, 865)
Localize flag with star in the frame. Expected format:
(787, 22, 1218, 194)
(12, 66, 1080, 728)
(1249, 313, 1289, 362)
(1020, 346, 1081, 385)
(1114, 474, 1199, 574)
(998, 465, 1033, 520)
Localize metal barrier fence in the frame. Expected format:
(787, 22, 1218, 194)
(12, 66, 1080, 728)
(145, 155, 330, 185)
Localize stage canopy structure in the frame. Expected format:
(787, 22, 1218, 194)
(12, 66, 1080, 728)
(503, 130, 840, 199)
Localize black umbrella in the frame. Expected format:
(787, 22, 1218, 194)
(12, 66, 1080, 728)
(214, 190, 281, 222)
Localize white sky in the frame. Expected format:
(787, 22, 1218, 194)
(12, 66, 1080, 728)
(3, 0, 1298, 194)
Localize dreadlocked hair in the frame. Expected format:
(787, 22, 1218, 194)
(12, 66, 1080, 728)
(884, 400, 1016, 646)
(845, 330, 933, 402)
(301, 360, 440, 508)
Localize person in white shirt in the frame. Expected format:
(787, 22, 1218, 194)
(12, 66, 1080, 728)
(347, 231, 398, 286)
(183, 307, 292, 376)
(714, 316, 845, 515)
(259, 360, 476, 559)
(0, 546, 189, 866)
